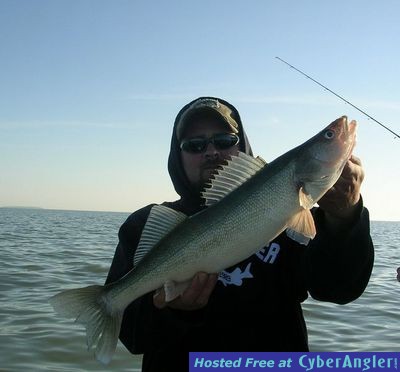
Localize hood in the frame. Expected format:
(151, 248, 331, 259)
(167, 97, 253, 208)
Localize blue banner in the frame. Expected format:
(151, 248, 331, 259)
(189, 352, 399, 371)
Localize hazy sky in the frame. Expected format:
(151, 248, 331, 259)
(1, 0, 399, 221)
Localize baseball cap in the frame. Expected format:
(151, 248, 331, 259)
(176, 98, 239, 140)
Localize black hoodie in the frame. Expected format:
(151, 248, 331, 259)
(105, 97, 374, 372)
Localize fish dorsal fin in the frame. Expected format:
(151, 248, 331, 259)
(201, 152, 267, 206)
(285, 188, 316, 245)
(133, 205, 187, 266)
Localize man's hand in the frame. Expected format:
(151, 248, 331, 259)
(318, 155, 364, 228)
(153, 272, 218, 310)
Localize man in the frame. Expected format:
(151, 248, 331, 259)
(106, 97, 374, 372)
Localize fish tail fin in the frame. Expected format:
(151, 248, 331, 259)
(49, 285, 122, 364)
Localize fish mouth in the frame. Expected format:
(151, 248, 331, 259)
(320, 116, 357, 179)
(309, 116, 357, 173)
(340, 116, 357, 161)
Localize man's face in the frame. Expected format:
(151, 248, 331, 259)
(180, 118, 240, 193)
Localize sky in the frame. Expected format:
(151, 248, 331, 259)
(0, 0, 399, 221)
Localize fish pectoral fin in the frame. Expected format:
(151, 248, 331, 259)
(286, 209, 316, 245)
(164, 279, 191, 302)
(133, 205, 187, 267)
(299, 186, 315, 209)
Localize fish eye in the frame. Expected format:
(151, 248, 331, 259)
(324, 130, 335, 140)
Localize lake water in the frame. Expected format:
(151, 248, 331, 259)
(0, 208, 399, 371)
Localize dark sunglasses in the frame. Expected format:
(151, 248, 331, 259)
(180, 133, 240, 154)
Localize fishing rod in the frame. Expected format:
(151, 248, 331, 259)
(275, 56, 400, 140)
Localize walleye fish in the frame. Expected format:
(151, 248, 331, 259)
(50, 116, 356, 364)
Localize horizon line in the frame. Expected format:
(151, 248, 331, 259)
(1, 206, 399, 223)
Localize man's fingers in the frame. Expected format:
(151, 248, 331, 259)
(153, 273, 218, 310)
(153, 288, 167, 309)
(340, 156, 364, 180)
(195, 273, 218, 306)
(180, 272, 208, 304)
(349, 154, 362, 166)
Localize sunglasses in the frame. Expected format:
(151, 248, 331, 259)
(180, 133, 240, 154)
